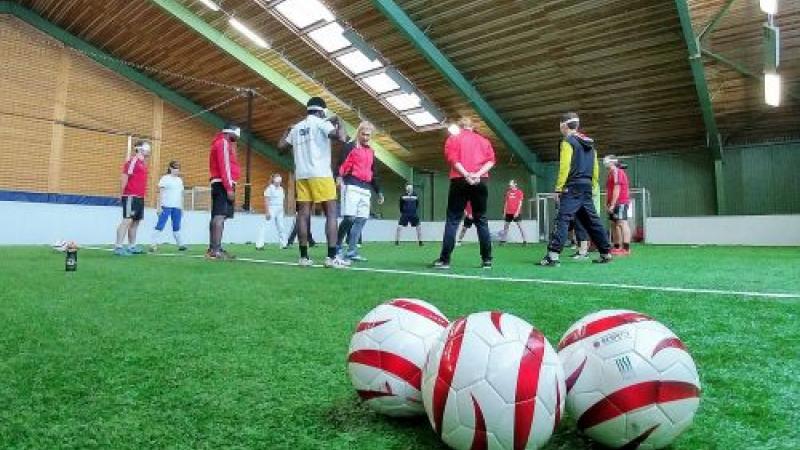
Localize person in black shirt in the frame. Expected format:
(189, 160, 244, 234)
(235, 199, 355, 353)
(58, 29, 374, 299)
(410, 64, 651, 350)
(395, 184, 423, 246)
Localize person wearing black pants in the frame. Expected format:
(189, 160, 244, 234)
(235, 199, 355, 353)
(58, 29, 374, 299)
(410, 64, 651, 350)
(540, 112, 611, 266)
(287, 205, 315, 247)
(433, 117, 496, 269)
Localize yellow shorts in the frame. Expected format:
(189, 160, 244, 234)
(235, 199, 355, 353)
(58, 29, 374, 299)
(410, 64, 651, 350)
(296, 177, 337, 203)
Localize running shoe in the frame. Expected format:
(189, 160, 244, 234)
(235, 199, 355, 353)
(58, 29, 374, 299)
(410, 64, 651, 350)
(538, 255, 560, 267)
(481, 260, 493, 269)
(113, 247, 131, 256)
(610, 248, 626, 256)
(324, 256, 350, 269)
(298, 257, 314, 267)
(418, 241, 424, 247)
(570, 252, 589, 261)
(431, 259, 450, 270)
(205, 249, 220, 260)
(128, 245, 145, 255)
(593, 254, 613, 264)
(395, 241, 399, 246)
(178, 246, 188, 252)
(346, 252, 367, 262)
(456, 241, 463, 247)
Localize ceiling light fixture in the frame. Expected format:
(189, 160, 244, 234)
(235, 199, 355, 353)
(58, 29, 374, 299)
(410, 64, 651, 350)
(229, 17, 269, 48)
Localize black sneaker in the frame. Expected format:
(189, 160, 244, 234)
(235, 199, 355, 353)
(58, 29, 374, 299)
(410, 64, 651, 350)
(178, 246, 188, 251)
(481, 260, 492, 269)
(395, 241, 399, 246)
(539, 255, 560, 267)
(432, 259, 450, 270)
(593, 254, 613, 264)
(418, 241, 424, 247)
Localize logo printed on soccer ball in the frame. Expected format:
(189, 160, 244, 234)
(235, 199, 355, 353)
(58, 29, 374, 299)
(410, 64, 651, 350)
(421, 311, 565, 450)
(558, 310, 701, 449)
(347, 298, 449, 417)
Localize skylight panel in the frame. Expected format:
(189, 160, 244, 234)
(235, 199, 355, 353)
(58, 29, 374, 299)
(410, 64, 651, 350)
(385, 93, 422, 111)
(362, 73, 400, 94)
(275, 0, 335, 29)
(406, 111, 440, 127)
(307, 22, 350, 53)
(336, 51, 383, 74)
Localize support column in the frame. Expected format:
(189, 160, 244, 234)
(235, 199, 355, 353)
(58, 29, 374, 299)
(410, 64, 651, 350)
(149, 97, 164, 208)
(48, 46, 70, 193)
(714, 158, 726, 215)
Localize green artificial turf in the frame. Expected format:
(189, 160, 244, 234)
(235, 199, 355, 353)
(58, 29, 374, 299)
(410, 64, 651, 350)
(0, 243, 798, 449)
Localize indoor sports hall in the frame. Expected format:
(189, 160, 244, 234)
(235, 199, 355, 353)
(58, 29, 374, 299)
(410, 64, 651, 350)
(1, 1, 798, 449)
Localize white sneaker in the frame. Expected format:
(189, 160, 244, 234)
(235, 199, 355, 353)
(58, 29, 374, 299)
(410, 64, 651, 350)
(456, 241, 463, 247)
(298, 257, 314, 267)
(324, 256, 351, 269)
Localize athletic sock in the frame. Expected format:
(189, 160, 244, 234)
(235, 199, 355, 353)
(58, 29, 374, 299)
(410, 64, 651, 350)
(623, 243, 630, 250)
(327, 246, 337, 259)
(299, 245, 309, 259)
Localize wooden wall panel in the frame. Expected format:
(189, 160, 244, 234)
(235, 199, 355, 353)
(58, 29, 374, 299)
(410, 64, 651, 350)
(59, 127, 128, 196)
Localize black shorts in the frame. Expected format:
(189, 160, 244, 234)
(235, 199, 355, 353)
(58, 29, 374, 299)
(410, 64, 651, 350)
(504, 213, 521, 223)
(398, 214, 420, 227)
(121, 196, 144, 221)
(609, 204, 630, 221)
(211, 182, 235, 218)
(462, 216, 475, 228)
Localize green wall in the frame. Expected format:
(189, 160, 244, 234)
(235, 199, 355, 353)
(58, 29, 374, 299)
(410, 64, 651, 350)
(374, 141, 800, 220)
(723, 142, 800, 215)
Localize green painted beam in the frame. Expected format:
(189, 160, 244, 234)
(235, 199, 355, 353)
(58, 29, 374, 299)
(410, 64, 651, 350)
(674, 0, 725, 214)
(150, 0, 412, 180)
(371, 0, 541, 175)
(674, 0, 723, 161)
(0, 1, 292, 169)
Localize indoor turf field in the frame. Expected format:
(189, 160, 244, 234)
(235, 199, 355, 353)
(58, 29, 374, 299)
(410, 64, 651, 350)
(1, 243, 798, 449)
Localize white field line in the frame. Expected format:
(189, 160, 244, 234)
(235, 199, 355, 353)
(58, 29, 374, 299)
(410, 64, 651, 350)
(84, 247, 800, 300)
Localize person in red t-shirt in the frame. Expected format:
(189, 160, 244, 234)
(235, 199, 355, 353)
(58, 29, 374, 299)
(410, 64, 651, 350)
(604, 155, 632, 255)
(434, 117, 496, 269)
(500, 179, 528, 245)
(207, 123, 242, 260)
(114, 140, 151, 256)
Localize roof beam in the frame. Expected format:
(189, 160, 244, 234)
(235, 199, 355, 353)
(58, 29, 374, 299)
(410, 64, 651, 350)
(150, 0, 413, 180)
(674, 0, 725, 213)
(674, 0, 723, 160)
(372, 0, 541, 175)
(0, 1, 292, 169)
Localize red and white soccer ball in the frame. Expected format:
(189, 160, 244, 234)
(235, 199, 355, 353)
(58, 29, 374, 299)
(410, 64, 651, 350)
(347, 298, 449, 417)
(558, 310, 701, 449)
(421, 311, 565, 450)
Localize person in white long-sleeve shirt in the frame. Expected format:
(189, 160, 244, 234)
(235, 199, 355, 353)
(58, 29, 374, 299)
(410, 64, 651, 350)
(256, 173, 287, 249)
(151, 161, 186, 252)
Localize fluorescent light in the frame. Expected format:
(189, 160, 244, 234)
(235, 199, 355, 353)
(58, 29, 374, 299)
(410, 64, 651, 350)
(229, 18, 269, 48)
(406, 111, 440, 127)
(447, 124, 461, 135)
(198, 0, 220, 11)
(275, 0, 335, 29)
(765, 72, 781, 106)
(385, 93, 422, 111)
(336, 51, 383, 74)
(362, 73, 400, 94)
(308, 22, 350, 53)
(760, 0, 778, 14)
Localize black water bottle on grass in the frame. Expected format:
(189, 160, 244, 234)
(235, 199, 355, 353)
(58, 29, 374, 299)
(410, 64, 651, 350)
(65, 242, 78, 272)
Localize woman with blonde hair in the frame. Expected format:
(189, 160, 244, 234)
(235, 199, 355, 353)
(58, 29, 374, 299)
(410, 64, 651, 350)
(336, 121, 384, 261)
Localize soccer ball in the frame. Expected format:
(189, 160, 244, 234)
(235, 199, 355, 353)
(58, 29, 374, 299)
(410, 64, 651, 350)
(421, 311, 565, 450)
(347, 298, 449, 417)
(557, 310, 701, 449)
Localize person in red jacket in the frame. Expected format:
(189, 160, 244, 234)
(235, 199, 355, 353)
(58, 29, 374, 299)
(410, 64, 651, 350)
(500, 179, 528, 245)
(207, 123, 241, 260)
(336, 121, 384, 261)
(433, 117, 496, 269)
(114, 140, 151, 256)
